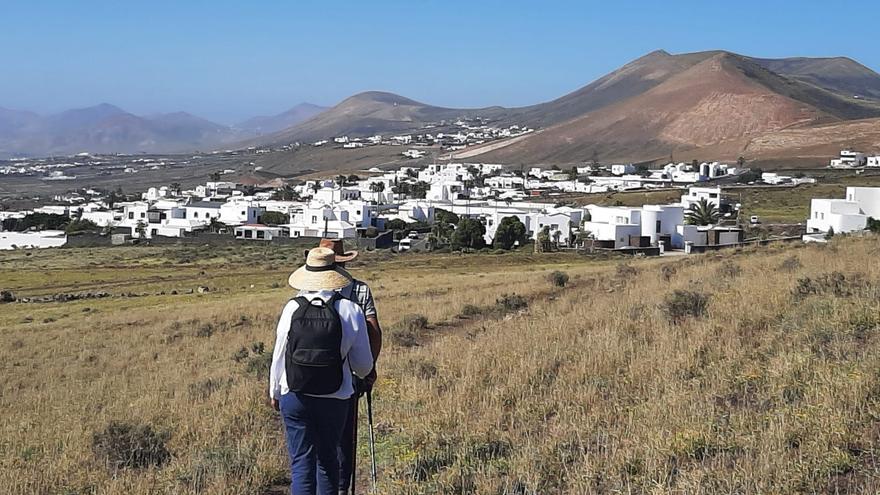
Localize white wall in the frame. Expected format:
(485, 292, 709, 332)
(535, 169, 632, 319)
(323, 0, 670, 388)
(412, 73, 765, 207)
(0, 231, 67, 250)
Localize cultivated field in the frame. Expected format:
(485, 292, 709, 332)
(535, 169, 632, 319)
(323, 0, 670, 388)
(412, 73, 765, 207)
(1, 239, 879, 494)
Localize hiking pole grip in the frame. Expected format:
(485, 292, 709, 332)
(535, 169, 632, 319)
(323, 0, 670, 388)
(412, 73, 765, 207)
(366, 390, 378, 491)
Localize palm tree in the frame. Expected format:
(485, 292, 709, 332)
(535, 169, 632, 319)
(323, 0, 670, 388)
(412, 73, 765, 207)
(369, 182, 385, 193)
(685, 198, 720, 226)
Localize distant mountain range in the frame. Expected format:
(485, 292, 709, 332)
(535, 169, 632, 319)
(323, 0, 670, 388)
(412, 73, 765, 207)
(0, 103, 325, 157)
(235, 103, 327, 135)
(4, 49, 880, 162)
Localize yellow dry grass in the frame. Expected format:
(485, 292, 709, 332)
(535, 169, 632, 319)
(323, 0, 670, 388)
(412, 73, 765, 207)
(1, 240, 879, 494)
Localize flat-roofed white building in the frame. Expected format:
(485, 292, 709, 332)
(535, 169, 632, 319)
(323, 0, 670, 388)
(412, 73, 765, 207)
(806, 199, 867, 234)
(806, 186, 880, 234)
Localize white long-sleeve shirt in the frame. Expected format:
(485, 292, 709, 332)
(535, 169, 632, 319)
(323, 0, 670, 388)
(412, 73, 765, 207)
(269, 290, 374, 400)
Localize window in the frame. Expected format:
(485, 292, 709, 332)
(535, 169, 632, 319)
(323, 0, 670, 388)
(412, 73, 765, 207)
(194, 212, 199, 218)
(235, 230, 243, 237)
(128, 212, 134, 220)
(656, 220, 662, 234)
(241, 211, 245, 216)
(256, 231, 265, 239)
(244, 230, 253, 239)
(140, 212, 145, 218)
(311, 216, 317, 223)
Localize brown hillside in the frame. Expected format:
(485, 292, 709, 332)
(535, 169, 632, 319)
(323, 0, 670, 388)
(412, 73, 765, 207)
(473, 53, 831, 164)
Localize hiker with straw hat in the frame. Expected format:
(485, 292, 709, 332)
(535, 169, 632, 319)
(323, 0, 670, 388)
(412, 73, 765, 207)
(269, 247, 374, 495)
(310, 239, 383, 495)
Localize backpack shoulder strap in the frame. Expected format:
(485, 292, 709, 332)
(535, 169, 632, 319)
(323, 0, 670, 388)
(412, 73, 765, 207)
(290, 296, 311, 321)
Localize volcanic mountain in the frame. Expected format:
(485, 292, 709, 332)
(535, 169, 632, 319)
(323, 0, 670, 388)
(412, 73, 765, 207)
(260, 91, 512, 144)
(464, 50, 880, 164)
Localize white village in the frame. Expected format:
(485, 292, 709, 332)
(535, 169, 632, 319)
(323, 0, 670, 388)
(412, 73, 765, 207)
(3, 150, 880, 253)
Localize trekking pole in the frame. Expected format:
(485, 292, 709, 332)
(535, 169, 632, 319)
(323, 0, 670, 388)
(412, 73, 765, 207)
(350, 395, 359, 495)
(366, 390, 378, 491)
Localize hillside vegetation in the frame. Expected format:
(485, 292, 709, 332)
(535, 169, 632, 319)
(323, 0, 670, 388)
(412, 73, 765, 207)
(1, 240, 879, 494)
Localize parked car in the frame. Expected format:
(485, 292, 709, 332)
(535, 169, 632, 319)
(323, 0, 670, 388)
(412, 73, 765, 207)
(750, 215, 760, 224)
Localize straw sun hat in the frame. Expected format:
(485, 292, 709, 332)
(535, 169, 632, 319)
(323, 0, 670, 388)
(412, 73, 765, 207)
(288, 247, 353, 291)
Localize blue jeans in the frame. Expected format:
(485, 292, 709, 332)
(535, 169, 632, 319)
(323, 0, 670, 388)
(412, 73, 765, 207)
(338, 395, 357, 493)
(280, 392, 349, 495)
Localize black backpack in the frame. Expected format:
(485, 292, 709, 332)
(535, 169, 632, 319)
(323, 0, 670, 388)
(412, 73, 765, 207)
(285, 293, 344, 394)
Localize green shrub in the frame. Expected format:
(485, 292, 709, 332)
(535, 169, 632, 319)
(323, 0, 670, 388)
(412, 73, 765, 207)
(716, 261, 743, 279)
(460, 304, 485, 317)
(92, 421, 170, 471)
(496, 293, 528, 313)
(402, 314, 429, 332)
(548, 271, 570, 288)
(245, 352, 272, 379)
(662, 290, 709, 323)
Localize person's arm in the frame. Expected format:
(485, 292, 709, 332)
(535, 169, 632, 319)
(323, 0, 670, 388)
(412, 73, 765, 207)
(268, 300, 295, 410)
(361, 285, 382, 362)
(346, 303, 374, 379)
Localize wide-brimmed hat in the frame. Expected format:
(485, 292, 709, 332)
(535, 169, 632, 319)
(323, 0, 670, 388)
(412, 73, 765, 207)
(304, 238, 358, 263)
(288, 247, 352, 291)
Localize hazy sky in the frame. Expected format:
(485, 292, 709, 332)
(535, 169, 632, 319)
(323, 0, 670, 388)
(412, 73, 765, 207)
(3, 0, 879, 124)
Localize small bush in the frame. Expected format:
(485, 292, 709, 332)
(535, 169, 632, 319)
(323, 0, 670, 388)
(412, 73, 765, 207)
(245, 352, 272, 379)
(196, 323, 214, 338)
(250, 341, 265, 355)
(390, 314, 430, 347)
(662, 290, 709, 323)
(792, 272, 866, 300)
(459, 304, 486, 318)
(402, 314, 429, 332)
(779, 255, 802, 272)
(232, 347, 249, 363)
(660, 265, 677, 282)
(716, 261, 743, 279)
(616, 264, 639, 278)
(548, 271, 570, 288)
(496, 293, 528, 313)
(188, 378, 226, 400)
(92, 421, 170, 471)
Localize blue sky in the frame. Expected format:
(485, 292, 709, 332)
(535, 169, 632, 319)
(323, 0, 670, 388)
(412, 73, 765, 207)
(3, 0, 879, 124)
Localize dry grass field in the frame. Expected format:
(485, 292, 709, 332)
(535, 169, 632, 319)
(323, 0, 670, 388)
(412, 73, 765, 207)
(1, 239, 879, 494)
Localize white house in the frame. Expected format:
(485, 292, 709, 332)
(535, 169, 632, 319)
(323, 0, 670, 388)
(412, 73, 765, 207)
(218, 202, 265, 226)
(234, 224, 284, 241)
(844, 187, 880, 218)
(583, 204, 690, 249)
(867, 156, 880, 168)
(611, 164, 636, 176)
(806, 186, 880, 235)
(830, 150, 867, 168)
(184, 201, 223, 222)
(313, 186, 361, 204)
(806, 199, 867, 234)
(288, 205, 356, 239)
(680, 187, 724, 209)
